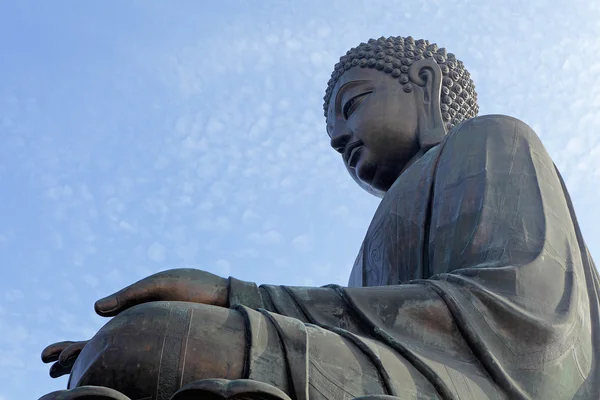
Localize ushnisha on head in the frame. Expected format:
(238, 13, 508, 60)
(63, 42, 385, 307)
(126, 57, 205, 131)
(324, 36, 479, 198)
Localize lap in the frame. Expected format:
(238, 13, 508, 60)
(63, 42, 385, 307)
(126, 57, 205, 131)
(69, 302, 247, 400)
(242, 308, 439, 399)
(68, 302, 443, 400)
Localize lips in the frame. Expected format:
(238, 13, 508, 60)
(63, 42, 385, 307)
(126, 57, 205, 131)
(343, 140, 363, 166)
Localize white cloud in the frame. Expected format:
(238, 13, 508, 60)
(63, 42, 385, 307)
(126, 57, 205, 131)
(330, 205, 350, 218)
(247, 230, 283, 245)
(5, 289, 24, 302)
(148, 242, 166, 262)
(234, 248, 260, 258)
(37, 291, 52, 301)
(302, 277, 315, 286)
(196, 200, 214, 211)
(118, 220, 135, 232)
(279, 176, 293, 188)
(292, 234, 313, 252)
(566, 137, 585, 156)
(242, 209, 260, 223)
(215, 259, 231, 276)
(80, 184, 93, 202)
(0, 355, 25, 368)
(198, 216, 232, 232)
(82, 273, 99, 288)
(176, 241, 199, 263)
(5, 324, 28, 343)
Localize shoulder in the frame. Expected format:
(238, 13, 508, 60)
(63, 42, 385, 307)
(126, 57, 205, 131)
(455, 114, 533, 130)
(441, 114, 547, 157)
(433, 114, 554, 187)
(448, 114, 541, 142)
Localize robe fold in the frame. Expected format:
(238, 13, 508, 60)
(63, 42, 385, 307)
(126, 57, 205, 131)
(229, 115, 600, 400)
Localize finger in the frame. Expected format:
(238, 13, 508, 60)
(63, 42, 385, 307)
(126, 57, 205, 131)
(42, 341, 77, 363)
(58, 341, 87, 366)
(94, 269, 199, 317)
(94, 280, 162, 317)
(49, 361, 72, 378)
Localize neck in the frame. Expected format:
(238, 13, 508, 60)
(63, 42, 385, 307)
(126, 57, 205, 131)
(372, 149, 426, 199)
(399, 148, 425, 175)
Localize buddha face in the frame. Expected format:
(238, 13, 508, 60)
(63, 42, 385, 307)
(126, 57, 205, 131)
(327, 67, 422, 197)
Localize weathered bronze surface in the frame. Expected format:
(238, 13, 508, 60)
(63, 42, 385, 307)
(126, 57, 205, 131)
(40, 36, 600, 400)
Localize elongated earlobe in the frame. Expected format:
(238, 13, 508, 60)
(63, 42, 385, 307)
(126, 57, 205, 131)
(409, 59, 447, 150)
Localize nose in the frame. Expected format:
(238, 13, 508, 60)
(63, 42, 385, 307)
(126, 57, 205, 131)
(330, 133, 352, 154)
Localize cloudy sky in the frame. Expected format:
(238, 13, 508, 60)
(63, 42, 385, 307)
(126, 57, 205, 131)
(2, 0, 600, 398)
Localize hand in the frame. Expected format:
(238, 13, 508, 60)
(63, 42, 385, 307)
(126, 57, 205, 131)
(41, 269, 228, 379)
(41, 340, 89, 378)
(94, 268, 228, 317)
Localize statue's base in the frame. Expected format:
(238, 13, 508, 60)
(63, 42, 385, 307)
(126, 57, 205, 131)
(38, 379, 292, 400)
(171, 379, 292, 400)
(39, 379, 405, 400)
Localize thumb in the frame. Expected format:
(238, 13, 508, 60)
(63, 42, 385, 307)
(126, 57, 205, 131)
(94, 294, 121, 316)
(94, 268, 224, 317)
(94, 277, 165, 317)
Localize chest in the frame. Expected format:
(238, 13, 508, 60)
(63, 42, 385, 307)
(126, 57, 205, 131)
(347, 147, 441, 287)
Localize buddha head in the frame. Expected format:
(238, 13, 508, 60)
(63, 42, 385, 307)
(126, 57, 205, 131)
(324, 36, 479, 197)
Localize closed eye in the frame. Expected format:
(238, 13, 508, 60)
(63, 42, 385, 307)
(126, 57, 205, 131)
(343, 91, 372, 120)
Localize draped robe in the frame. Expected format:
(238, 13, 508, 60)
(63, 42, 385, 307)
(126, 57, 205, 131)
(228, 115, 600, 400)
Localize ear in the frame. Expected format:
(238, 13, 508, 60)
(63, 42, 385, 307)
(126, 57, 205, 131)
(408, 58, 447, 150)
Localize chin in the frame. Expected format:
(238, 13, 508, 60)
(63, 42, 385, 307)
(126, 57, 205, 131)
(349, 161, 392, 198)
(355, 160, 376, 185)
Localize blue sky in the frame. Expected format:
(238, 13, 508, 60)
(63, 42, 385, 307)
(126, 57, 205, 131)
(2, 0, 600, 398)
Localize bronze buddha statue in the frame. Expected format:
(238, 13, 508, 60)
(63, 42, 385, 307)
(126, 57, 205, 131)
(40, 36, 600, 400)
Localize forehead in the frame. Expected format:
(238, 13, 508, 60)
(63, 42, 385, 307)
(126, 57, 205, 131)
(327, 68, 398, 111)
(330, 67, 387, 97)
